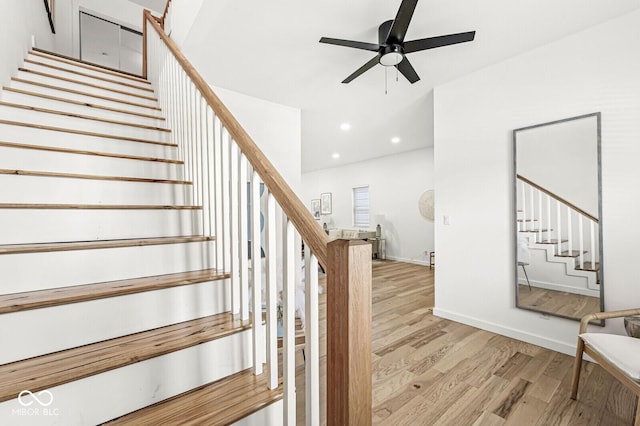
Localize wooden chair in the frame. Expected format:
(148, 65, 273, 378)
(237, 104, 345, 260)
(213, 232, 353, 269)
(570, 308, 640, 425)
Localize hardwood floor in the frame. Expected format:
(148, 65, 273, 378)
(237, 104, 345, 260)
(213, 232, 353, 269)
(516, 284, 601, 321)
(295, 261, 637, 425)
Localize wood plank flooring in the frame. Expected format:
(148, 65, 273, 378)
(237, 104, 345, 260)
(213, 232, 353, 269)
(517, 284, 601, 321)
(296, 260, 636, 425)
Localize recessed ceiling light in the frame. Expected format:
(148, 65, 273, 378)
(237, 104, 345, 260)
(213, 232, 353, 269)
(340, 123, 351, 131)
(332, 153, 340, 159)
(391, 137, 401, 144)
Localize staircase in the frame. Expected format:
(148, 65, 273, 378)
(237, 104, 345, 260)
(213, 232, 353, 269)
(516, 175, 600, 295)
(0, 48, 281, 424)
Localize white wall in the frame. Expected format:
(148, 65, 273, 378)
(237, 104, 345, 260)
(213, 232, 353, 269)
(302, 148, 434, 265)
(164, 0, 205, 47)
(212, 86, 302, 193)
(433, 9, 640, 354)
(0, 0, 57, 85)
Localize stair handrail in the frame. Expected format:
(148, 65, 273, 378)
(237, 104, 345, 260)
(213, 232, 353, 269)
(143, 10, 329, 267)
(160, 0, 172, 28)
(516, 174, 598, 223)
(43, 0, 56, 34)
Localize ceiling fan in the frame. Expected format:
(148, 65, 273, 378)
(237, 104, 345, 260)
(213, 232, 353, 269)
(319, 0, 475, 84)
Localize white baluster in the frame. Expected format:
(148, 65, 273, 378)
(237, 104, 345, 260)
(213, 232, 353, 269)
(556, 200, 562, 255)
(199, 96, 207, 210)
(266, 193, 278, 390)
(590, 221, 596, 267)
(546, 194, 551, 244)
(578, 215, 584, 269)
(229, 143, 240, 315)
(304, 247, 320, 426)
(214, 116, 224, 269)
(521, 182, 527, 232)
(221, 128, 231, 272)
(537, 188, 542, 242)
(283, 219, 296, 425)
(529, 185, 534, 232)
(239, 154, 249, 321)
(566, 207, 572, 257)
(251, 170, 263, 375)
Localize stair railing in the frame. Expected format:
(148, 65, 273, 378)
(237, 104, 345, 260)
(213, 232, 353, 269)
(144, 10, 372, 425)
(517, 174, 599, 270)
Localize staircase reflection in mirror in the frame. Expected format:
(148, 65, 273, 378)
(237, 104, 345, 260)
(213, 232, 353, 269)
(513, 113, 603, 324)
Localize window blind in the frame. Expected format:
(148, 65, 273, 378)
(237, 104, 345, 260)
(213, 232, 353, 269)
(353, 186, 369, 228)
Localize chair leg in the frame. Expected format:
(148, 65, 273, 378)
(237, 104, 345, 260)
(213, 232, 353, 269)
(521, 264, 531, 291)
(570, 338, 585, 400)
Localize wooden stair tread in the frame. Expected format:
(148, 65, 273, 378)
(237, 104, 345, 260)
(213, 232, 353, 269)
(24, 58, 154, 93)
(516, 219, 538, 222)
(11, 78, 161, 111)
(19, 68, 157, 102)
(0, 203, 201, 210)
(2, 86, 165, 120)
(557, 250, 587, 258)
(104, 369, 283, 425)
(519, 228, 551, 232)
(0, 312, 250, 404)
(0, 236, 215, 255)
(0, 269, 229, 314)
(31, 48, 150, 83)
(0, 168, 190, 185)
(0, 119, 176, 147)
(0, 101, 170, 132)
(539, 239, 567, 244)
(0, 141, 181, 165)
(575, 262, 600, 272)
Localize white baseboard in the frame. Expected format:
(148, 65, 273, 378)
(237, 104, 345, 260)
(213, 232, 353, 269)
(384, 255, 429, 266)
(432, 307, 576, 356)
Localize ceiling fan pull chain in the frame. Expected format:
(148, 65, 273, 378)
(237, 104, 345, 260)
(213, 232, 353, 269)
(385, 66, 388, 95)
(396, 66, 399, 82)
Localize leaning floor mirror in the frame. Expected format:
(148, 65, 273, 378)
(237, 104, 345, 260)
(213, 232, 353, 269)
(514, 112, 603, 323)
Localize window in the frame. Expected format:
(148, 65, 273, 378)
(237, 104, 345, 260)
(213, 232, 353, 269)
(353, 186, 369, 228)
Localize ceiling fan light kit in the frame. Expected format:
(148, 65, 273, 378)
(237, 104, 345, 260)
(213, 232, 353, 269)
(319, 0, 476, 84)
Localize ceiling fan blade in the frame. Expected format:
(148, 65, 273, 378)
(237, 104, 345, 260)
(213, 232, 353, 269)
(395, 57, 420, 84)
(319, 37, 380, 52)
(403, 31, 476, 53)
(387, 0, 419, 44)
(342, 55, 381, 84)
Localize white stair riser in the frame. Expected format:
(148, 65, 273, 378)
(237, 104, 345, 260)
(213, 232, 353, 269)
(0, 209, 203, 244)
(27, 52, 150, 88)
(0, 240, 216, 293)
(16, 70, 158, 107)
(22, 61, 155, 98)
(0, 175, 193, 205)
(0, 279, 231, 364)
(0, 122, 176, 158)
(0, 146, 184, 181)
(9, 79, 162, 116)
(0, 104, 171, 143)
(0, 330, 253, 425)
(1, 89, 165, 128)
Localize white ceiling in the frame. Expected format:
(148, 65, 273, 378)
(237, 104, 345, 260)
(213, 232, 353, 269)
(128, 0, 166, 14)
(181, 0, 640, 172)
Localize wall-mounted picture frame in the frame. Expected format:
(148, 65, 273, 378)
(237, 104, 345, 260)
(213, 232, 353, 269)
(320, 192, 332, 215)
(311, 199, 321, 220)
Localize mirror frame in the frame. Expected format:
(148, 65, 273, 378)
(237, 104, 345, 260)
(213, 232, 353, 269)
(513, 112, 604, 324)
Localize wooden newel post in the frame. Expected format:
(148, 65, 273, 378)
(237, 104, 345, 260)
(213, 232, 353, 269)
(327, 239, 372, 426)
